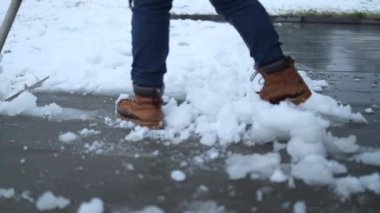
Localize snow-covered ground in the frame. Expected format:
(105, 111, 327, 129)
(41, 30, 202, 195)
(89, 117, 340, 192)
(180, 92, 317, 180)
(172, 0, 380, 15)
(1, 0, 380, 210)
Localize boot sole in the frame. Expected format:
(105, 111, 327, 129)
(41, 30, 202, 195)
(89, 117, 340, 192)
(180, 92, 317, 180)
(116, 113, 163, 129)
(288, 89, 312, 105)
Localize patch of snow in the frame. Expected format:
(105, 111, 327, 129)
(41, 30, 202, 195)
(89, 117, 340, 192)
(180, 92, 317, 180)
(164, 100, 193, 131)
(226, 153, 280, 180)
(207, 149, 220, 160)
(359, 173, 380, 194)
(328, 135, 359, 154)
(185, 201, 225, 213)
(59, 131, 78, 143)
(364, 108, 374, 114)
(124, 126, 150, 142)
(357, 151, 380, 166)
(256, 190, 263, 202)
(21, 190, 34, 203)
(84, 141, 106, 154)
(171, 0, 380, 15)
(273, 141, 286, 152)
(293, 201, 306, 213)
(0, 188, 15, 199)
(171, 170, 186, 182)
(291, 155, 346, 185)
(286, 137, 326, 162)
(334, 176, 365, 200)
(200, 133, 217, 146)
(333, 173, 380, 199)
(20, 158, 26, 164)
(36, 191, 70, 211)
(78, 128, 101, 137)
(0, 92, 94, 120)
(134, 206, 165, 213)
(78, 198, 104, 213)
(301, 92, 367, 123)
(270, 168, 288, 183)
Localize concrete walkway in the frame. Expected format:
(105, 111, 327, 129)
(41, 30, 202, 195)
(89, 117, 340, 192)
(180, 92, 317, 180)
(1, 23, 380, 212)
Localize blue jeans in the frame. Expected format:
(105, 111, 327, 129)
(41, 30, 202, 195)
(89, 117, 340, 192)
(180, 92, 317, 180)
(131, 0, 284, 88)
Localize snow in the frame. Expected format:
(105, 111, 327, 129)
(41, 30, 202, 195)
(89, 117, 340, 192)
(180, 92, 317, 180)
(329, 135, 359, 154)
(1, 0, 379, 202)
(291, 155, 346, 185)
(359, 173, 380, 194)
(334, 176, 365, 199)
(36, 191, 70, 211)
(226, 153, 280, 180)
(171, 170, 187, 182)
(164, 101, 193, 131)
(270, 168, 288, 183)
(0, 92, 93, 120)
(0, 188, 15, 199)
(185, 201, 225, 213)
(364, 108, 374, 114)
(334, 173, 380, 199)
(171, 0, 380, 15)
(58, 131, 78, 143)
(84, 141, 106, 154)
(78, 198, 104, 213)
(134, 206, 165, 213)
(357, 151, 380, 166)
(293, 201, 306, 213)
(78, 128, 101, 137)
(21, 190, 34, 203)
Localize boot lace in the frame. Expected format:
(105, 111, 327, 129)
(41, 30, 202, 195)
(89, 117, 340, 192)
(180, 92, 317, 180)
(250, 71, 264, 85)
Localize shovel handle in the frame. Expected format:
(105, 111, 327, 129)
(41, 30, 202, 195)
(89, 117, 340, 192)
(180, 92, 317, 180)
(0, 0, 23, 52)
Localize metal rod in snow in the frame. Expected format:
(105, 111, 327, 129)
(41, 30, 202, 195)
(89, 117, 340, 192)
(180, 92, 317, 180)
(0, 0, 23, 52)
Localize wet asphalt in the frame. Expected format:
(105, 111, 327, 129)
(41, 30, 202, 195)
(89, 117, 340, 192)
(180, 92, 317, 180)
(1, 23, 380, 212)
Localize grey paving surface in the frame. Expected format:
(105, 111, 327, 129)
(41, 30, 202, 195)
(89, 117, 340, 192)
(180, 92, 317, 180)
(1, 23, 380, 212)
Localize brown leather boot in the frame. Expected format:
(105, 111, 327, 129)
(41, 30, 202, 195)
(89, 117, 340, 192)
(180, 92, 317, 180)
(116, 85, 164, 129)
(256, 56, 311, 105)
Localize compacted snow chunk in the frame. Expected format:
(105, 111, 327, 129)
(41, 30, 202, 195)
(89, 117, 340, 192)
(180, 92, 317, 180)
(36, 191, 70, 211)
(0, 188, 15, 199)
(78, 198, 104, 213)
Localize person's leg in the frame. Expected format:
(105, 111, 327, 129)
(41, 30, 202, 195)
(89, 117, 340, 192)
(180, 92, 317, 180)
(116, 0, 172, 129)
(210, 0, 311, 104)
(131, 0, 172, 88)
(209, 0, 283, 67)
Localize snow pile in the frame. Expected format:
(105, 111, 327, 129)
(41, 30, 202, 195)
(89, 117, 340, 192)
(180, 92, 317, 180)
(171, 0, 380, 15)
(334, 173, 380, 200)
(84, 141, 107, 154)
(357, 151, 380, 166)
(134, 206, 165, 213)
(78, 128, 101, 137)
(0, 92, 59, 116)
(36, 191, 70, 211)
(171, 170, 187, 182)
(291, 155, 346, 185)
(0, 188, 15, 199)
(293, 201, 306, 213)
(270, 168, 288, 183)
(0, 91, 93, 120)
(185, 201, 226, 213)
(58, 131, 78, 143)
(226, 153, 280, 180)
(78, 198, 104, 213)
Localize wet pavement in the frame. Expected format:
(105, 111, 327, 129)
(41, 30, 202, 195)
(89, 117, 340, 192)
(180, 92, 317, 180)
(1, 23, 380, 212)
